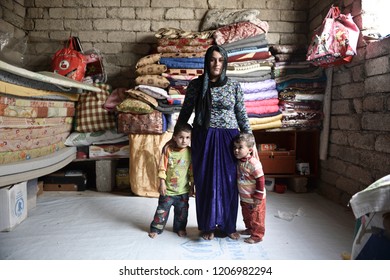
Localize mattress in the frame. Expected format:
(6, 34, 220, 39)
(0, 146, 76, 187)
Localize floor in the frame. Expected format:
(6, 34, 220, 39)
(0, 188, 356, 260)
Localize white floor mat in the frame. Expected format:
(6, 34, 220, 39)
(0, 190, 356, 260)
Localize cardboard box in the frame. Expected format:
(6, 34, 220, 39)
(37, 181, 44, 196)
(42, 170, 87, 191)
(43, 184, 78, 191)
(259, 151, 296, 174)
(0, 181, 28, 232)
(89, 143, 129, 158)
(116, 168, 130, 189)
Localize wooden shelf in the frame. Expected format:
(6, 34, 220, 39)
(253, 129, 320, 178)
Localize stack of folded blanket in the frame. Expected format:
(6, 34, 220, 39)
(210, 11, 281, 130)
(270, 44, 326, 129)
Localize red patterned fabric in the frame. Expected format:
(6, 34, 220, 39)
(157, 45, 212, 53)
(117, 110, 163, 134)
(214, 21, 268, 45)
(228, 51, 272, 63)
(157, 37, 214, 46)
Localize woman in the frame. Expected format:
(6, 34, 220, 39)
(176, 45, 252, 240)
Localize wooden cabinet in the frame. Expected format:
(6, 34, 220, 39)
(253, 129, 319, 178)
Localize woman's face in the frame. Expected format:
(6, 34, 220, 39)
(209, 50, 224, 81)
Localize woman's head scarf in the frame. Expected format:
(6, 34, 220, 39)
(195, 45, 228, 128)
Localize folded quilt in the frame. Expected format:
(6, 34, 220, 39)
(274, 67, 325, 83)
(249, 112, 283, 125)
(227, 59, 274, 70)
(250, 119, 282, 131)
(221, 33, 268, 51)
(245, 105, 280, 115)
(161, 72, 199, 81)
(227, 66, 272, 76)
(276, 77, 327, 91)
(229, 74, 272, 83)
(240, 79, 276, 93)
(243, 89, 278, 101)
(161, 52, 206, 58)
(245, 98, 279, 107)
(227, 46, 269, 57)
(228, 51, 272, 63)
(282, 110, 323, 121)
(279, 100, 323, 111)
(157, 37, 214, 46)
(160, 57, 205, 69)
(157, 45, 212, 53)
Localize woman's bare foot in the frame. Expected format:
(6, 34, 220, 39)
(201, 231, 214, 240)
(228, 232, 240, 240)
(244, 237, 262, 244)
(148, 232, 158, 239)
(177, 230, 187, 237)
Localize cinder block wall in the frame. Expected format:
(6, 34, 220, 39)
(309, 0, 390, 206)
(1, 0, 309, 88)
(1, 0, 389, 208)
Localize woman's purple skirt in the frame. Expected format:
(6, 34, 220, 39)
(191, 126, 239, 234)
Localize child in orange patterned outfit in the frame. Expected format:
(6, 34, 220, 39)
(233, 133, 266, 244)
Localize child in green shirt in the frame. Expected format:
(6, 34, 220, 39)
(148, 123, 194, 238)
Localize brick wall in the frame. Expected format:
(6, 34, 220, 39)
(1, 0, 309, 88)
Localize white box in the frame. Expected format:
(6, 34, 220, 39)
(0, 181, 28, 232)
(296, 162, 310, 175)
(265, 177, 275, 192)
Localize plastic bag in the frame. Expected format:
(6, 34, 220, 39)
(306, 5, 360, 68)
(51, 37, 87, 81)
(83, 48, 106, 83)
(0, 32, 28, 67)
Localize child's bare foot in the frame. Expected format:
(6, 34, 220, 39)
(177, 230, 187, 237)
(244, 237, 262, 244)
(148, 232, 158, 239)
(201, 231, 214, 240)
(228, 232, 240, 240)
(239, 229, 251, 235)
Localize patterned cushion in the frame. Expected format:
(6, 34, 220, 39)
(75, 83, 116, 133)
(135, 64, 167, 76)
(200, 9, 261, 31)
(135, 75, 170, 89)
(126, 89, 158, 108)
(116, 98, 154, 114)
(136, 53, 161, 68)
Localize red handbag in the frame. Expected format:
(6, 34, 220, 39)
(306, 5, 360, 68)
(51, 37, 87, 81)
